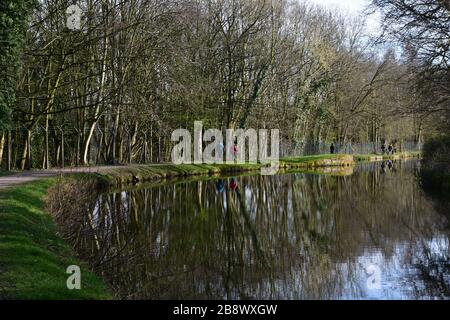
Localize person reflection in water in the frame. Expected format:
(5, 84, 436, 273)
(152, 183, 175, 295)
(381, 161, 386, 173)
(216, 180, 225, 193)
(387, 160, 393, 170)
(229, 178, 238, 191)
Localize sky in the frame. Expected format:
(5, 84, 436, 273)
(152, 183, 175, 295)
(308, 0, 370, 13)
(306, 0, 382, 36)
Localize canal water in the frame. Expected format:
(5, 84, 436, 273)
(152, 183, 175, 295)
(57, 159, 449, 299)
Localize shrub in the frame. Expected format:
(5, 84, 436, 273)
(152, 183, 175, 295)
(421, 135, 450, 192)
(422, 135, 450, 167)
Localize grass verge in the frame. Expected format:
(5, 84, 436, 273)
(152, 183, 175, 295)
(0, 178, 111, 299)
(0, 169, 15, 177)
(100, 154, 355, 185)
(354, 151, 421, 162)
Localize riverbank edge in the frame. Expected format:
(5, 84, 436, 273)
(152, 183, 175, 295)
(353, 151, 421, 162)
(0, 152, 420, 299)
(0, 176, 112, 299)
(97, 153, 356, 186)
(96, 152, 421, 186)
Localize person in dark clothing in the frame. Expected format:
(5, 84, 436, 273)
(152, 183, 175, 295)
(231, 142, 238, 161)
(381, 143, 386, 154)
(388, 144, 393, 155)
(330, 142, 335, 154)
(387, 160, 393, 170)
(381, 161, 386, 173)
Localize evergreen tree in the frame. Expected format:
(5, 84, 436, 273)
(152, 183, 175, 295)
(0, 0, 33, 129)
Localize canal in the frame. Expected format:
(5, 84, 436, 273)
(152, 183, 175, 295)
(54, 159, 449, 299)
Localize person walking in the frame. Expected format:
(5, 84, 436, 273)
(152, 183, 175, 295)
(381, 143, 386, 155)
(216, 141, 224, 162)
(232, 142, 238, 161)
(388, 144, 393, 155)
(330, 142, 336, 154)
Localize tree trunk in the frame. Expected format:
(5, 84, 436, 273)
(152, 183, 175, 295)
(7, 130, 11, 171)
(20, 135, 27, 170)
(82, 120, 97, 165)
(61, 128, 64, 168)
(0, 132, 4, 167)
(45, 115, 49, 169)
(76, 128, 81, 166)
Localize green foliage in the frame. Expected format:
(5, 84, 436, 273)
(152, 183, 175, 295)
(420, 136, 450, 192)
(0, 179, 111, 299)
(422, 135, 450, 164)
(0, 0, 34, 129)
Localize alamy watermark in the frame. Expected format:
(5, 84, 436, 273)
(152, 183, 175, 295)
(66, 4, 82, 31)
(66, 265, 81, 290)
(171, 121, 280, 175)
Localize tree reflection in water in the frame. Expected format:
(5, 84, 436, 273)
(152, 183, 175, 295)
(52, 160, 449, 299)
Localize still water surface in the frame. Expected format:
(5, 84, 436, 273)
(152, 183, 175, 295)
(58, 160, 449, 299)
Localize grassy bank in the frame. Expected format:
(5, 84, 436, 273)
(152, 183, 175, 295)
(0, 178, 111, 299)
(99, 154, 355, 185)
(353, 151, 421, 162)
(0, 169, 14, 177)
(98, 152, 424, 186)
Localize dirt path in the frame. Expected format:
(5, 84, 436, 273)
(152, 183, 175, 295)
(0, 166, 123, 190)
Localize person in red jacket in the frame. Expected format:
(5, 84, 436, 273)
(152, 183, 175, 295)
(232, 142, 238, 161)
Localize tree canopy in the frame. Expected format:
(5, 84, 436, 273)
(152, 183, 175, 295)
(0, 0, 446, 169)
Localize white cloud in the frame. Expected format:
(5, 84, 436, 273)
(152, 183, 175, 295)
(305, 0, 382, 36)
(307, 0, 368, 13)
